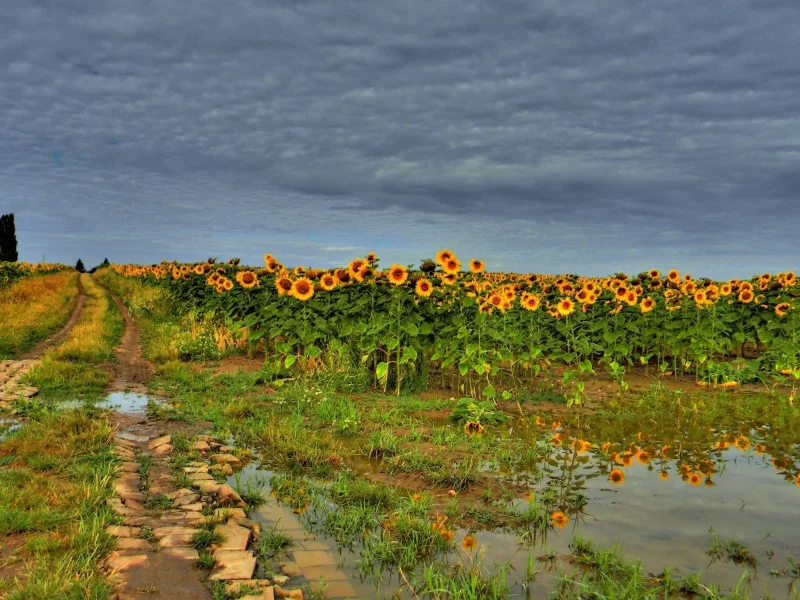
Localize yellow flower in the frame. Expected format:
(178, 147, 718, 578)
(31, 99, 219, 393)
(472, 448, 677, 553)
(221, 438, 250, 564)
(556, 298, 575, 317)
(415, 277, 433, 298)
(388, 264, 408, 286)
(469, 259, 485, 273)
(292, 277, 314, 301)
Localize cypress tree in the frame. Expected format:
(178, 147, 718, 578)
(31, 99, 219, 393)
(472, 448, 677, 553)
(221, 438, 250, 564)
(75, 259, 85, 273)
(0, 213, 18, 262)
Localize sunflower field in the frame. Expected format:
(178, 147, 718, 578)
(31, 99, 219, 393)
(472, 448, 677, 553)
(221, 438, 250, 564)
(110, 250, 800, 402)
(0, 262, 71, 288)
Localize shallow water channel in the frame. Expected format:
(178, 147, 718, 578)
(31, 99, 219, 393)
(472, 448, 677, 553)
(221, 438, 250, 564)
(226, 390, 800, 598)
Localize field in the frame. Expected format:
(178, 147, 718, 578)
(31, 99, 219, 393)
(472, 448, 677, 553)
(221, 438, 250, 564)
(1, 254, 799, 599)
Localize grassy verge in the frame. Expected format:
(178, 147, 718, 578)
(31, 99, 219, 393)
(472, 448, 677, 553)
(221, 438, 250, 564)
(0, 272, 79, 359)
(0, 408, 118, 598)
(26, 274, 124, 399)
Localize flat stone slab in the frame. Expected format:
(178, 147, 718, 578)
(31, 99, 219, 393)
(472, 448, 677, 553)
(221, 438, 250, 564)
(115, 538, 151, 552)
(108, 553, 149, 573)
(301, 566, 348, 582)
(106, 525, 142, 538)
(209, 550, 257, 581)
(278, 561, 302, 577)
(311, 580, 357, 598)
(212, 522, 252, 551)
(147, 435, 172, 449)
(159, 533, 196, 548)
(292, 550, 336, 568)
(152, 526, 198, 539)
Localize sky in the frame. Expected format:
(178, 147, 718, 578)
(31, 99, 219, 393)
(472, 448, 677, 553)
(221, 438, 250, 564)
(1, 1, 799, 279)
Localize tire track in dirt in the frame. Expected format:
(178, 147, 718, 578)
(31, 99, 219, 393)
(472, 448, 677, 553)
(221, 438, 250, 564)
(97, 279, 153, 394)
(20, 273, 87, 360)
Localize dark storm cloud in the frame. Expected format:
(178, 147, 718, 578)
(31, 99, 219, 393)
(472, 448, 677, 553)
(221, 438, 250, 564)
(1, 0, 799, 276)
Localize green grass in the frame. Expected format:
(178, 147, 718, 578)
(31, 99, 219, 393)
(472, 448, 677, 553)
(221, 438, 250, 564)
(0, 409, 118, 598)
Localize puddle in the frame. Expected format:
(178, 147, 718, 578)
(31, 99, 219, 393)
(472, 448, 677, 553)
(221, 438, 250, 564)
(222, 389, 800, 598)
(0, 418, 22, 442)
(97, 391, 162, 414)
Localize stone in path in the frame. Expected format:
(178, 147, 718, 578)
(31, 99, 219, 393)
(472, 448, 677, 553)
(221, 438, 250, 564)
(212, 521, 252, 551)
(209, 550, 257, 581)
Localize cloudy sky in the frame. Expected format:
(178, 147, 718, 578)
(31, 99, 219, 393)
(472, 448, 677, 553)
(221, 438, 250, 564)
(2, 1, 799, 278)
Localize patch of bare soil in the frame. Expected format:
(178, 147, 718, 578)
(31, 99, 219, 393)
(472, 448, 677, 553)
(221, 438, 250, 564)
(19, 276, 86, 360)
(212, 354, 265, 375)
(0, 533, 29, 590)
(98, 282, 153, 394)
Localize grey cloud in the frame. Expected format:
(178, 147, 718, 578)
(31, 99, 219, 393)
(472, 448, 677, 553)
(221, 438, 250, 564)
(1, 0, 799, 277)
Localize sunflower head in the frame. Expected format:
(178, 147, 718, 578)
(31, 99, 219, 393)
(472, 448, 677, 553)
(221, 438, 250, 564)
(388, 264, 409, 286)
(415, 277, 433, 298)
(469, 259, 485, 274)
(435, 249, 454, 266)
(556, 298, 575, 317)
(609, 469, 625, 484)
(320, 274, 337, 291)
(276, 276, 294, 296)
(292, 277, 314, 301)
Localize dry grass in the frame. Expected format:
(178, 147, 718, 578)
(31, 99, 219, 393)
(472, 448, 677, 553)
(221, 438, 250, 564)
(26, 275, 124, 398)
(0, 272, 79, 358)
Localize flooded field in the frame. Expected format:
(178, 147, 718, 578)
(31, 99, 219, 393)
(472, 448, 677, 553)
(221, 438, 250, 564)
(196, 383, 800, 598)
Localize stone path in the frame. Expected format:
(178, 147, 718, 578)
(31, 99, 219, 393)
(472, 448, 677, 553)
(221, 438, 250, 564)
(254, 504, 359, 599)
(0, 360, 39, 409)
(106, 428, 312, 599)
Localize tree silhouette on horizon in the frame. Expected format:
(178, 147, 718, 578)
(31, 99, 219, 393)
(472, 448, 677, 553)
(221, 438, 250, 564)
(0, 213, 18, 262)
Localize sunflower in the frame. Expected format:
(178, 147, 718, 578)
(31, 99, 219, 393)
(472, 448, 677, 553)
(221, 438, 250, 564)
(335, 269, 351, 285)
(442, 273, 457, 286)
(571, 439, 591, 453)
(319, 273, 337, 291)
(365, 252, 378, 264)
(388, 264, 408, 286)
(236, 270, 259, 289)
(461, 535, 478, 551)
(348, 258, 365, 279)
(436, 249, 454, 265)
(609, 468, 625, 484)
(667, 269, 680, 282)
(223, 278, 233, 291)
(648, 269, 660, 279)
(738, 290, 753, 303)
(415, 277, 433, 297)
(636, 450, 651, 464)
(464, 421, 484, 436)
(193, 264, 205, 275)
(720, 283, 732, 296)
(614, 286, 628, 301)
(688, 472, 702, 486)
(469, 259, 485, 274)
(556, 298, 575, 317)
(276, 275, 294, 296)
(625, 290, 637, 306)
(694, 290, 708, 306)
(442, 258, 462, 274)
(640, 297, 655, 313)
(292, 277, 314, 301)
(522, 295, 540, 312)
(775, 302, 792, 317)
(785, 271, 796, 285)
(551, 511, 569, 529)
